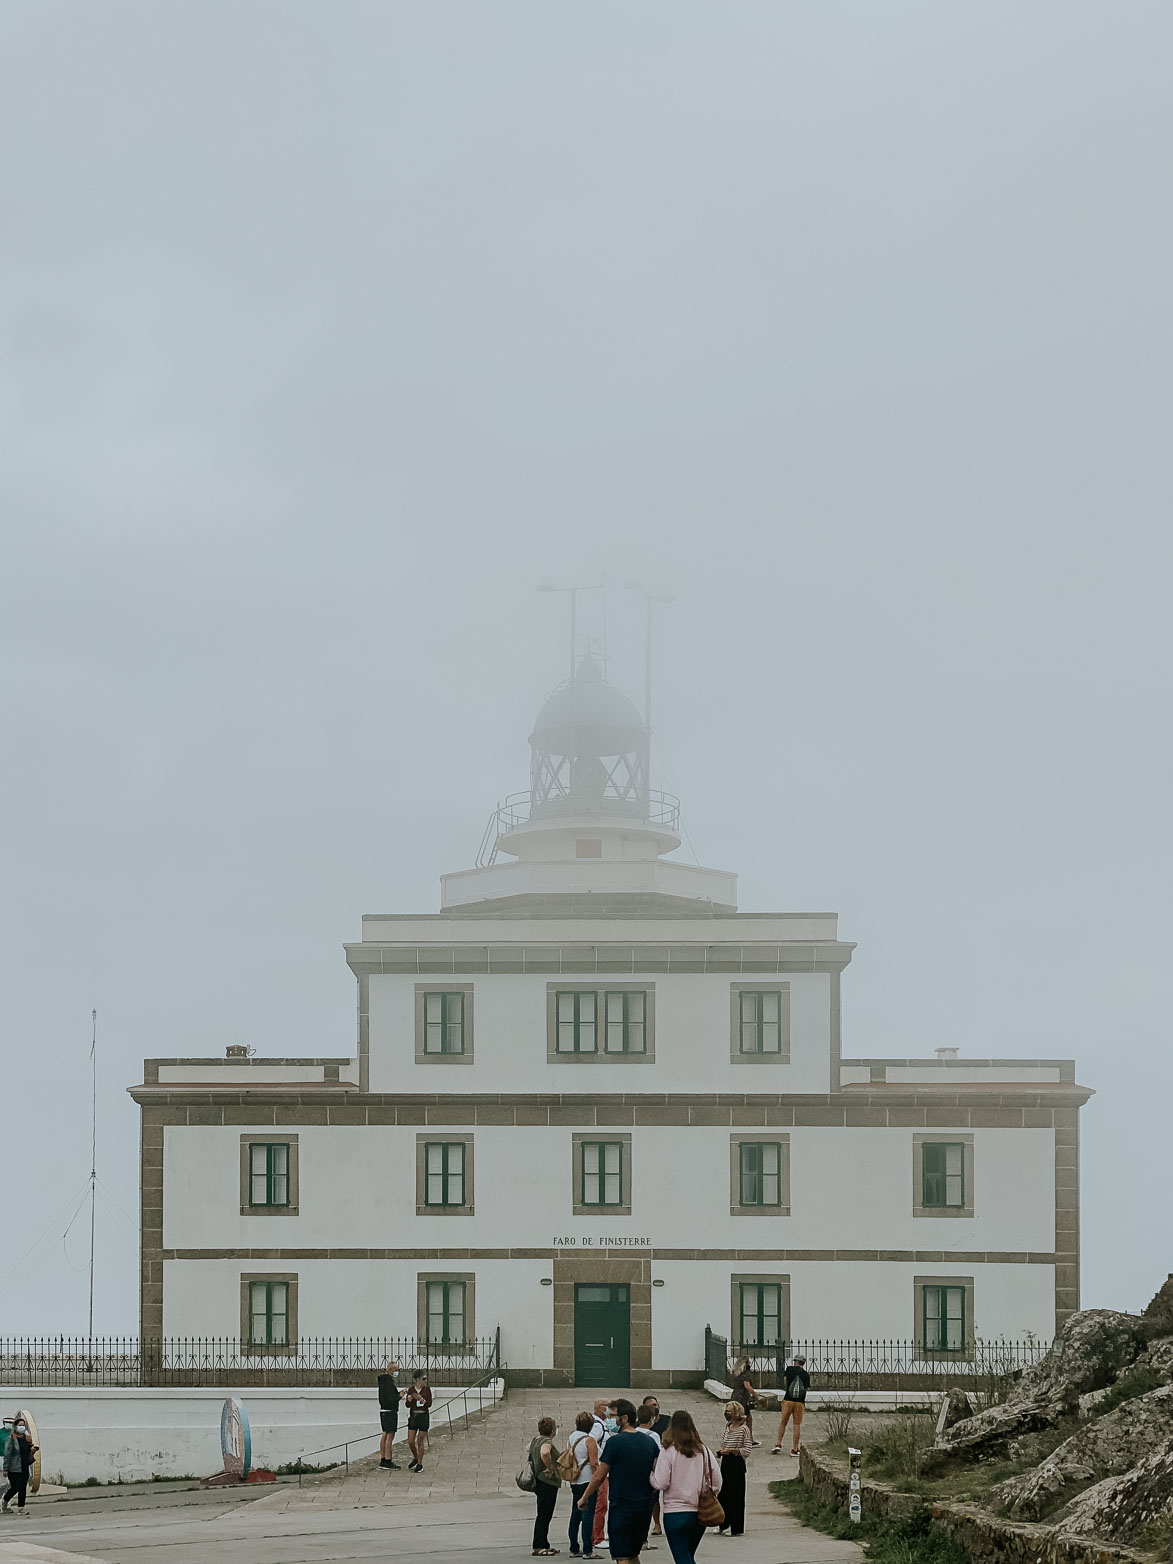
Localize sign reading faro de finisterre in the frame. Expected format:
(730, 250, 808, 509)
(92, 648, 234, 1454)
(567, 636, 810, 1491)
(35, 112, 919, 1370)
(553, 1236, 653, 1247)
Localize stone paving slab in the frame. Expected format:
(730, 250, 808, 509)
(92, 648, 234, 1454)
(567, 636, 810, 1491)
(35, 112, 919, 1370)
(0, 1544, 107, 1563)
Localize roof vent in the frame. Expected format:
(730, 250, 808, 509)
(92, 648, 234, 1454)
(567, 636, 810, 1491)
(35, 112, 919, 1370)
(935, 1046, 959, 1061)
(225, 1044, 253, 1059)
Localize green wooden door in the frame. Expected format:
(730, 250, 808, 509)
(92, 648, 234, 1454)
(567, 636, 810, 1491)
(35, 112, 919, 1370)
(574, 1283, 631, 1386)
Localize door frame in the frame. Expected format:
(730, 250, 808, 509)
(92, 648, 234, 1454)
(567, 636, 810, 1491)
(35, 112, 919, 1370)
(553, 1253, 651, 1385)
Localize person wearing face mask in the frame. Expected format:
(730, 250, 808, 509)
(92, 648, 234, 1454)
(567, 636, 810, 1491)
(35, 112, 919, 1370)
(2, 1416, 37, 1516)
(715, 1404, 751, 1537)
(590, 1401, 616, 1552)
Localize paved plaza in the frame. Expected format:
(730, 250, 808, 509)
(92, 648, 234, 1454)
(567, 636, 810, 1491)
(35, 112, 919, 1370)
(0, 1391, 862, 1564)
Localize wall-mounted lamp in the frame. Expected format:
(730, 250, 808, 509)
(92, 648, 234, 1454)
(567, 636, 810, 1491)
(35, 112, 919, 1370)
(652, 1279, 666, 1288)
(540, 1278, 553, 1286)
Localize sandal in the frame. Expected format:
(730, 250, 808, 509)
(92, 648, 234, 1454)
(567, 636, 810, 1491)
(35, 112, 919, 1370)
(533, 1552, 559, 1558)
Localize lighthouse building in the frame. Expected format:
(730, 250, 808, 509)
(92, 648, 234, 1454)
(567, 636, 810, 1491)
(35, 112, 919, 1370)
(131, 658, 1088, 1385)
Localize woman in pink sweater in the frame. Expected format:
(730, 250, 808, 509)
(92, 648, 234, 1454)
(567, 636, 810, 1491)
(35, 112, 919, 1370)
(651, 1411, 722, 1564)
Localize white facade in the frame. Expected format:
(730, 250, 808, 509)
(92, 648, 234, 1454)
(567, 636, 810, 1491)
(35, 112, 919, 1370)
(132, 659, 1088, 1386)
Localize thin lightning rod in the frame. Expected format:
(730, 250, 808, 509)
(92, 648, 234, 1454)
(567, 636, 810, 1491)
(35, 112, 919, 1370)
(88, 1007, 97, 1345)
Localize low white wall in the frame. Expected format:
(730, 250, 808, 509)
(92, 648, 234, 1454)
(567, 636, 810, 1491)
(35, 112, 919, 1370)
(703, 1379, 935, 1412)
(0, 1381, 504, 1484)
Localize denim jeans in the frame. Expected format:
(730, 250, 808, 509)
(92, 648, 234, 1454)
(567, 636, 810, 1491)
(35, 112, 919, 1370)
(569, 1482, 597, 1553)
(663, 1510, 705, 1564)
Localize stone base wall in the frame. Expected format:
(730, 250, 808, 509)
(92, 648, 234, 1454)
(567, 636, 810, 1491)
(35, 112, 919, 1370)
(505, 1367, 705, 1389)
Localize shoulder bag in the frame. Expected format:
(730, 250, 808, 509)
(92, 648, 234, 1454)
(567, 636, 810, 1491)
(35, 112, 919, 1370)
(697, 1449, 725, 1528)
(516, 1443, 538, 1492)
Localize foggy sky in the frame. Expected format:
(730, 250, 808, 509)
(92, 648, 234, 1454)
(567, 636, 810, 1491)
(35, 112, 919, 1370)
(2, 1, 1170, 1334)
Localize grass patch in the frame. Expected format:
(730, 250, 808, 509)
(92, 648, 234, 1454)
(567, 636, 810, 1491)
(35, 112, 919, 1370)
(771, 1477, 969, 1564)
(1133, 1516, 1173, 1560)
(1092, 1364, 1166, 1416)
(150, 1473, 197, 1483)
(860, 1414, 939, 1488)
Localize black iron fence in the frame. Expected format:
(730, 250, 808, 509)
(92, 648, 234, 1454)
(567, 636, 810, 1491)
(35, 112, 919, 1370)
(704, 1329, 1048, 1391)
(0, 1334, 502, 1389)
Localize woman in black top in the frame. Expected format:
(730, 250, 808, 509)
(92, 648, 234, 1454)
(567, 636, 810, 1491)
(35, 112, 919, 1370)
(729, 1358, 760, 1446)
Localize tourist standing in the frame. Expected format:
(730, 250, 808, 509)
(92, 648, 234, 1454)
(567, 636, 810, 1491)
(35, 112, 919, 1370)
(377, 1360, 402, 1470)
(1, 1416, 36, 1516)
(728, 1360, 759, 1446)
(636, 1407, 663, 1541)
(651, 1411, 722, 1564)
(405, 1370, 432, 1472)
(577, 1399, 658, 1564)
(567, 1411, 602, 1558)
(771, 1356, 810, 1456)
(716, 1403, 751, 1537)
(641, 1396, 670, 1437)
(591, 1399, 615, 1551)
(530, 1415, 562, 1556)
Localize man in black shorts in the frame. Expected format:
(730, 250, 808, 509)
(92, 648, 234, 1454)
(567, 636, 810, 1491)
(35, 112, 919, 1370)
(377, 1359, 401, 1469)
(577, 1399, 657, 1564)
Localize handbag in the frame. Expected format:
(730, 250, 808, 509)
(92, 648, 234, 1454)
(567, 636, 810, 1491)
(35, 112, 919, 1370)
(516, 1446, 537, 1492)
(697, 1449, 724, 1528)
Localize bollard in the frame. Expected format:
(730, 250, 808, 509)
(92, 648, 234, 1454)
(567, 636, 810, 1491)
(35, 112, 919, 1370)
(847, 1447, 862, 1524)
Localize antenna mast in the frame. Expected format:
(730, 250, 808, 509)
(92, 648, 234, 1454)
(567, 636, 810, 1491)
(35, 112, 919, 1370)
(88, 1007, 97, 1345)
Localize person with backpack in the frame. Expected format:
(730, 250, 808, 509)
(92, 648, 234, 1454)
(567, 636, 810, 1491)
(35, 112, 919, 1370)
(562, 1410, 602, 1558)
(771, 1356, 810, 1456)
(528, 1415, 563, 1556)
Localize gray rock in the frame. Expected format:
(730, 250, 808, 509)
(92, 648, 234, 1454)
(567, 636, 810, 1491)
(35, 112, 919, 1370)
(1142, 1274, 1173, 1340)
(1137, 1336, 1173, 1381)
(934, 1310, 1146, 1459)
(1058, 1434, 1173, 1542)
(1078, 1386, 1115, 1419)
(992, 1383, 1173, 1519)
(936, 1388, 974, 1437)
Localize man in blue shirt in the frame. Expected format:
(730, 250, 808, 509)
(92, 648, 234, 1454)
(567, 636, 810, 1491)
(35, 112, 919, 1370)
(577, 1400, 657, 1563)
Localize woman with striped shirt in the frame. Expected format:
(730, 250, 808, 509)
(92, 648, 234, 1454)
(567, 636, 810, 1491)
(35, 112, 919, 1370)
(715, 1403, 752, 1537)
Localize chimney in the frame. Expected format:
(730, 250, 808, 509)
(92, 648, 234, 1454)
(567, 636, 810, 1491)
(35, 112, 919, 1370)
(935, 1047, 959, 1062)
(226, 1044, 251, 1058)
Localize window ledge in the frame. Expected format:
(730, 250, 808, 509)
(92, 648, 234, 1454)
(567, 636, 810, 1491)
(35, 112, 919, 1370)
(240, 1205, 299, 1217)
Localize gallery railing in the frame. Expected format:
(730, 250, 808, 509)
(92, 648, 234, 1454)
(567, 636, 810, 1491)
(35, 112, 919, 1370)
(704, 1330, 1049, 1391)
(0, 1333, 502, 1389)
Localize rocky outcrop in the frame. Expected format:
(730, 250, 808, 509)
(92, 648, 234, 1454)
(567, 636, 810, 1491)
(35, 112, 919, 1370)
(1058, 1435, 1173, 1542)
(1142, 1274, 1173, 1340)
(934, 1310, 1146, 1458)
(992, 1384, 1173, 1519)
(935, 1387, 974, 1437)
(1136, 1334, 1173, 1381)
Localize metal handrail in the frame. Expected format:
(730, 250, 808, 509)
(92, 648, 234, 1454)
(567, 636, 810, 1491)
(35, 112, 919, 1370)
(293, 1362, 506, 1486)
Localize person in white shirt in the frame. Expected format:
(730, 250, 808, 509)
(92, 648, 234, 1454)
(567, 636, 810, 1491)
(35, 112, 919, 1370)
(567, 1411, 603, 1558)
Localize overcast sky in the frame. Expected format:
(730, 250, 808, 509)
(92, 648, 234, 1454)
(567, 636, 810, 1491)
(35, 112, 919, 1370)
(2, 1, 1170, 1335)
